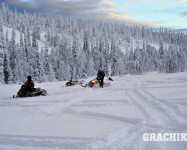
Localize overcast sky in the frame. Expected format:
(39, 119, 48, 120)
(1, 0, 187, 29)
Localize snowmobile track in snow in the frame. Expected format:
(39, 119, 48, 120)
(1, 73, 187, 150)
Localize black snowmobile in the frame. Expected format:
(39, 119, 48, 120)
(13, 85, 47, 98)
(65, 80, 84, 86)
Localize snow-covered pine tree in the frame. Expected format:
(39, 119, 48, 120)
(82, 31, 95, 77)
(9, 28, 18, 83)
(57, 58, 66, 81)
(34, 51, 46, 82)
(3, 52, 13, 84)
(0, 19, 4, 83)
(42, 42, 50, 80)
(14, 46, 24, 83)
(110, 39, 119, 76)
(177, 48, 186, 72)
(158, 40, 166, 73)
(103, 41, 110, 76)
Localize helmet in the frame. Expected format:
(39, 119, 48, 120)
(27, 76, 32, 81)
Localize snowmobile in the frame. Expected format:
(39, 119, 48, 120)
(13, 85, 47, 98)
(65, 80, 84, 86)
(81, 79, 111, 88)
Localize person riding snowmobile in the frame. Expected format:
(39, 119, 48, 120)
(24, 76, 35, 93)
(97, 70, 105, 88)
(14, 76, 47, 98)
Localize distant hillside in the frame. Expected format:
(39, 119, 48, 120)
(176, 28, 187, 34)
(181, 30, 187, 34)
(0, 3, 187, 84)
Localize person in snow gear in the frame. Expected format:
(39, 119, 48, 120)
(97, 70, 105, 88)
(13, 76, 47, 98)
(24, 76, 35, 92)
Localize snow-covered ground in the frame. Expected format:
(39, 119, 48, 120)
(0, 72, 187, 150)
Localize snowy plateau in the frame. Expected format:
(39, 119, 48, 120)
(0, 72, 187, 150)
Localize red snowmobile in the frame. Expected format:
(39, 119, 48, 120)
(81, 79, 111, 88)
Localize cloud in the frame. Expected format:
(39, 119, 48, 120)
(2, 0, 104, 15)
(180, 11, 187, 17)
(1, 0, 164, 28)
(125, 1, 141, 8)
(151, 6, 187, 14)
(103, 1, 119, 8)
(125, 0, 155, 8)
(176, 0, 187, 3)
(152, 9, 168, 13)
(180, 6, 187, 8)
(97, 11, 159, 27)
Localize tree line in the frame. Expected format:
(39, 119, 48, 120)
(0, 3, 186, 84)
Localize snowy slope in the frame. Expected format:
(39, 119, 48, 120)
(2, 26, 158, 56)
(2, 26, 51, 53)
(3, 26, 20, 44)
(0, 72, 187, 150)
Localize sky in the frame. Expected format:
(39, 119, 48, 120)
(1, 0, 187, 29)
